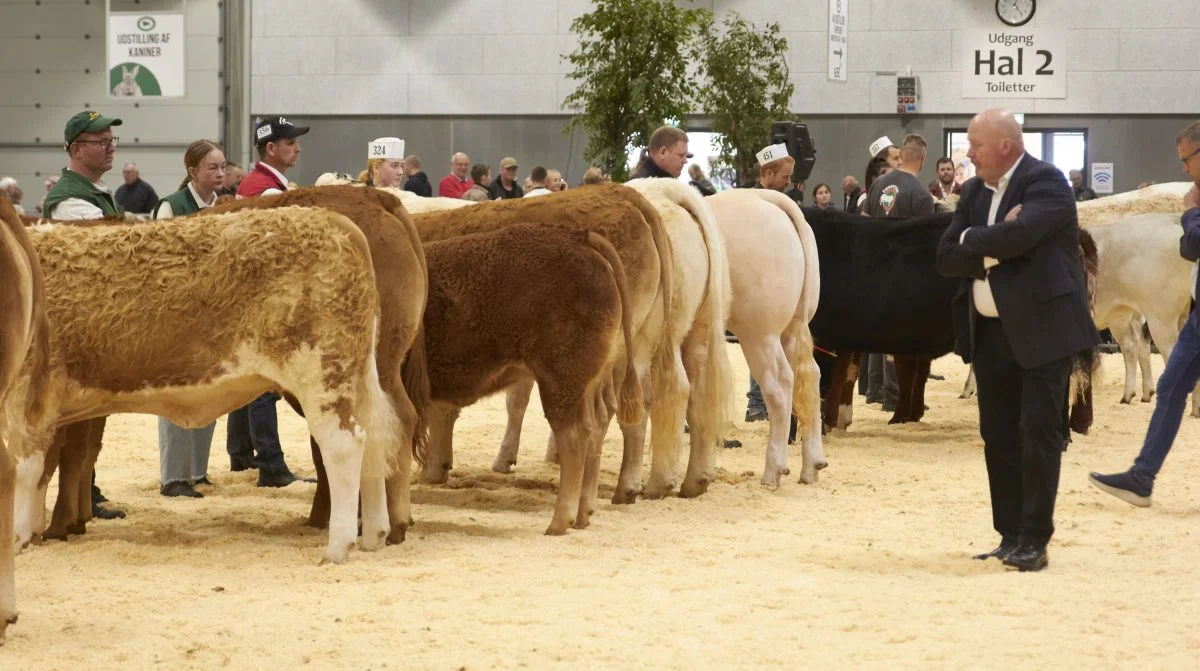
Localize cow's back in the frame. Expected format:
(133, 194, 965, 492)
(30, 206, 378, 394)
(802, 207, 957, 356)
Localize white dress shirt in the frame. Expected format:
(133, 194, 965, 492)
(962, 153, 1026, 317)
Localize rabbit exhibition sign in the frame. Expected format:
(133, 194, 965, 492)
(108, 13, 186, 98)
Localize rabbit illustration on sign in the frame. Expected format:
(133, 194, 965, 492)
(112, 64, 142, 96)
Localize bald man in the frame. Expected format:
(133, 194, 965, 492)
(936, 108, 1098, 573)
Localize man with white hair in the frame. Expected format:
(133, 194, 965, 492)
(1069, 169, 1097, 202)
(439, 152, 473, 199)
(114, 161, 158, 214)
(0, 177, 22, 214)
(937, 108, 1097, 572)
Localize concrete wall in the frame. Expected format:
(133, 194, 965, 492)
(249, 0, 1200, 116)
(0, 0, 222, 210)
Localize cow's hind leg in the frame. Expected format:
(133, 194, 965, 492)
(888, 357, 920, 424)
(494, 378, 535, 473)
(742, 337, 794, 487)
(576, 386, 612, 529)
(422, 402, 461, 484)
(0, 441, 16, 639)
(1112, 316, 1142, 404)
(306, 437, 330, 529)
(644, 350, 687, 500)
(783, 325, 827, 484)
(960, 364, 977, 399)
(545, 412, 588, 535)
(306, 411, 366, 565)
(836, 353, 860, 430)
(12, 453, 44, 552)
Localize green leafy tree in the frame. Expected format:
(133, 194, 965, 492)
(561, 0, 711, 181)
(696, 13, 794, 186)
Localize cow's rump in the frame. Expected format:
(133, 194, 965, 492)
(802, 207, 957, 357)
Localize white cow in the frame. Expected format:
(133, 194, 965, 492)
(705, 188, 825, 484)
(1077, 182, 1191, 229)
(1089, 213, 1199, 415)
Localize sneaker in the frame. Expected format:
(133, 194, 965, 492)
(744, 408, 768, 423)
(1088, 470, 1152, 507)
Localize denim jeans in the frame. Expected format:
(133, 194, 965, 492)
(1132, 309, 1200, 483)
(226, 392, 288, 474)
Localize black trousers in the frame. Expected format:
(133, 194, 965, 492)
(972, 317, 1071, 546)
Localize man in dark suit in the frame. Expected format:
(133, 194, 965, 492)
(936, 108, 1099, 572)
(841, 175, 862, 212)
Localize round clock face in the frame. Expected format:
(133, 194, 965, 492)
(996, 0, 1036, 27)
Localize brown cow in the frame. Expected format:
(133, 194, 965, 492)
(313, 223, 643, 532)
(405, 184, 675, 504)
(43, 186, 430, 546)
(0, 196, 51, 643)
(8, 206, 401, 565)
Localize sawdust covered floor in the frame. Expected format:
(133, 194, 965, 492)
(7, 346, 1200, 669)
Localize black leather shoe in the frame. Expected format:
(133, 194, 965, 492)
(928, 373, 945, 381)
(161, 481, 203, 498)
(193, 476, 213, 486)
(723, 438, 742, 449)
(230, 456, 256, 472)
(257, 470, 317, 488)
(972, 538, 1019, 561)
(1002, 544, 1049, 572)
(92, 503, 126, 520)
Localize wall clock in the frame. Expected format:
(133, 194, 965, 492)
(996, 0, 1035, 27)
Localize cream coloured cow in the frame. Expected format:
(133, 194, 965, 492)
(705, 188, 824, 485)
(7, 206, 402, 566)
(1077, 182, 1190, 229)
(0, 196, 50, 643)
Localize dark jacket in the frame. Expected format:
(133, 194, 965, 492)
(1180, 207, 1200, 299)
(689, 178, 716, 196)
(936, 156, 1099, 369)
(489, 178, 524, 200)
(404, 171, 432, 197)
(843, 185, 863, 212)
(629, 157, 673, 180)
(115, 177, 159, 214)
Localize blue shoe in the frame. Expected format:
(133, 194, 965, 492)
(1089, 470, 1152, 507)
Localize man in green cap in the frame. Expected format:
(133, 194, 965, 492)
(43, 111, 129, 521)
(42, 111, 124, 220)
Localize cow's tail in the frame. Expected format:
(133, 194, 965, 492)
(652, 179, 733, 439)
(358, 316, 405, 480)
(755, 189, 822, 439)
(2, 198, 52, 434)
(400, 322, 431, 469)
(623, 183, 676, 402)
(587, 232, 644, 425)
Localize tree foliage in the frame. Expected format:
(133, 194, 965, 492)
(696, 13, 794, 185)
(561, 0, 710, 182)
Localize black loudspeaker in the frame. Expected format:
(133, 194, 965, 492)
(771, 120, 817, 184)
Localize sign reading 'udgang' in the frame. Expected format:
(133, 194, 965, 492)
(107, 13, 186, 98)
(961, 30, 1066, 99)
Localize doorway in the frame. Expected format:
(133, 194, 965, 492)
(944, 129, 1088, 184)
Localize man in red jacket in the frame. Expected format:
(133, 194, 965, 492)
(228, 115, 315, 487)
(438, 152, 473, 198)
(237, 116, 309, 198)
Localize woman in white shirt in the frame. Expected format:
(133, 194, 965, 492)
(153, 140, 225, 498)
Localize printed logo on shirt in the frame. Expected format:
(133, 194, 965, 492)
(879, 184, 899, 215)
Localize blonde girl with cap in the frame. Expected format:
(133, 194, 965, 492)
(359, 137, 405, 188)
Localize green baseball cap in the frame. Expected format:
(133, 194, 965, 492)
(64, 111, 123, 147)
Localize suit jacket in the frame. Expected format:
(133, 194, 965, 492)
(935, 156, 1099, 369)
(843, 186, 863, 212)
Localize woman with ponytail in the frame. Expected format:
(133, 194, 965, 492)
(358, 136, 405, 188)
(153, 139, 226, 498)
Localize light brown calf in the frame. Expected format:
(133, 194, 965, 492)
(6, 206, 401, 566)
(0, 196, 51, 643)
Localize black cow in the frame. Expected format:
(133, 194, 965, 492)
(800, 206, 1096, 437)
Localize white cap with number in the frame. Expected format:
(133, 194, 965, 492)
(368, 137, 404, 160)
(868, 135, 894, 158)
(756, 142, 789, 165)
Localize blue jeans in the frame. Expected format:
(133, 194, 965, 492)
(1132, 308, 1200, 483)
(747, 375, 766, 413)
(226, 392, 289, 474)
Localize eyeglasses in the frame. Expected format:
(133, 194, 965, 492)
(1182, 146, 1200, 166)
(74, 137, 119, 150)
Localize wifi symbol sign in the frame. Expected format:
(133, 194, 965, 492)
(1094, 173, 1111, 184)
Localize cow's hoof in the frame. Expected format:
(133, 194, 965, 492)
(386, 524, 407, 546)
(66, 521, 87, 536)
(679, 477, 709, 499)
(799, 467, 819, 484)
(641, 481, 675, 500)
(420, 466, 451, 485)
(319, 542, 354, 566)
(544, 520, 572, 536)
(42, 525, 69, 542)
(305, 515, 329, 530)
(359, 528, 387, 552)
(491, 458, 516, 474)
(572, 511, 591, 530)
(760, 470, 783, 488)
(611, 488, 638, 505)
(1120, 397, 1132, 405)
